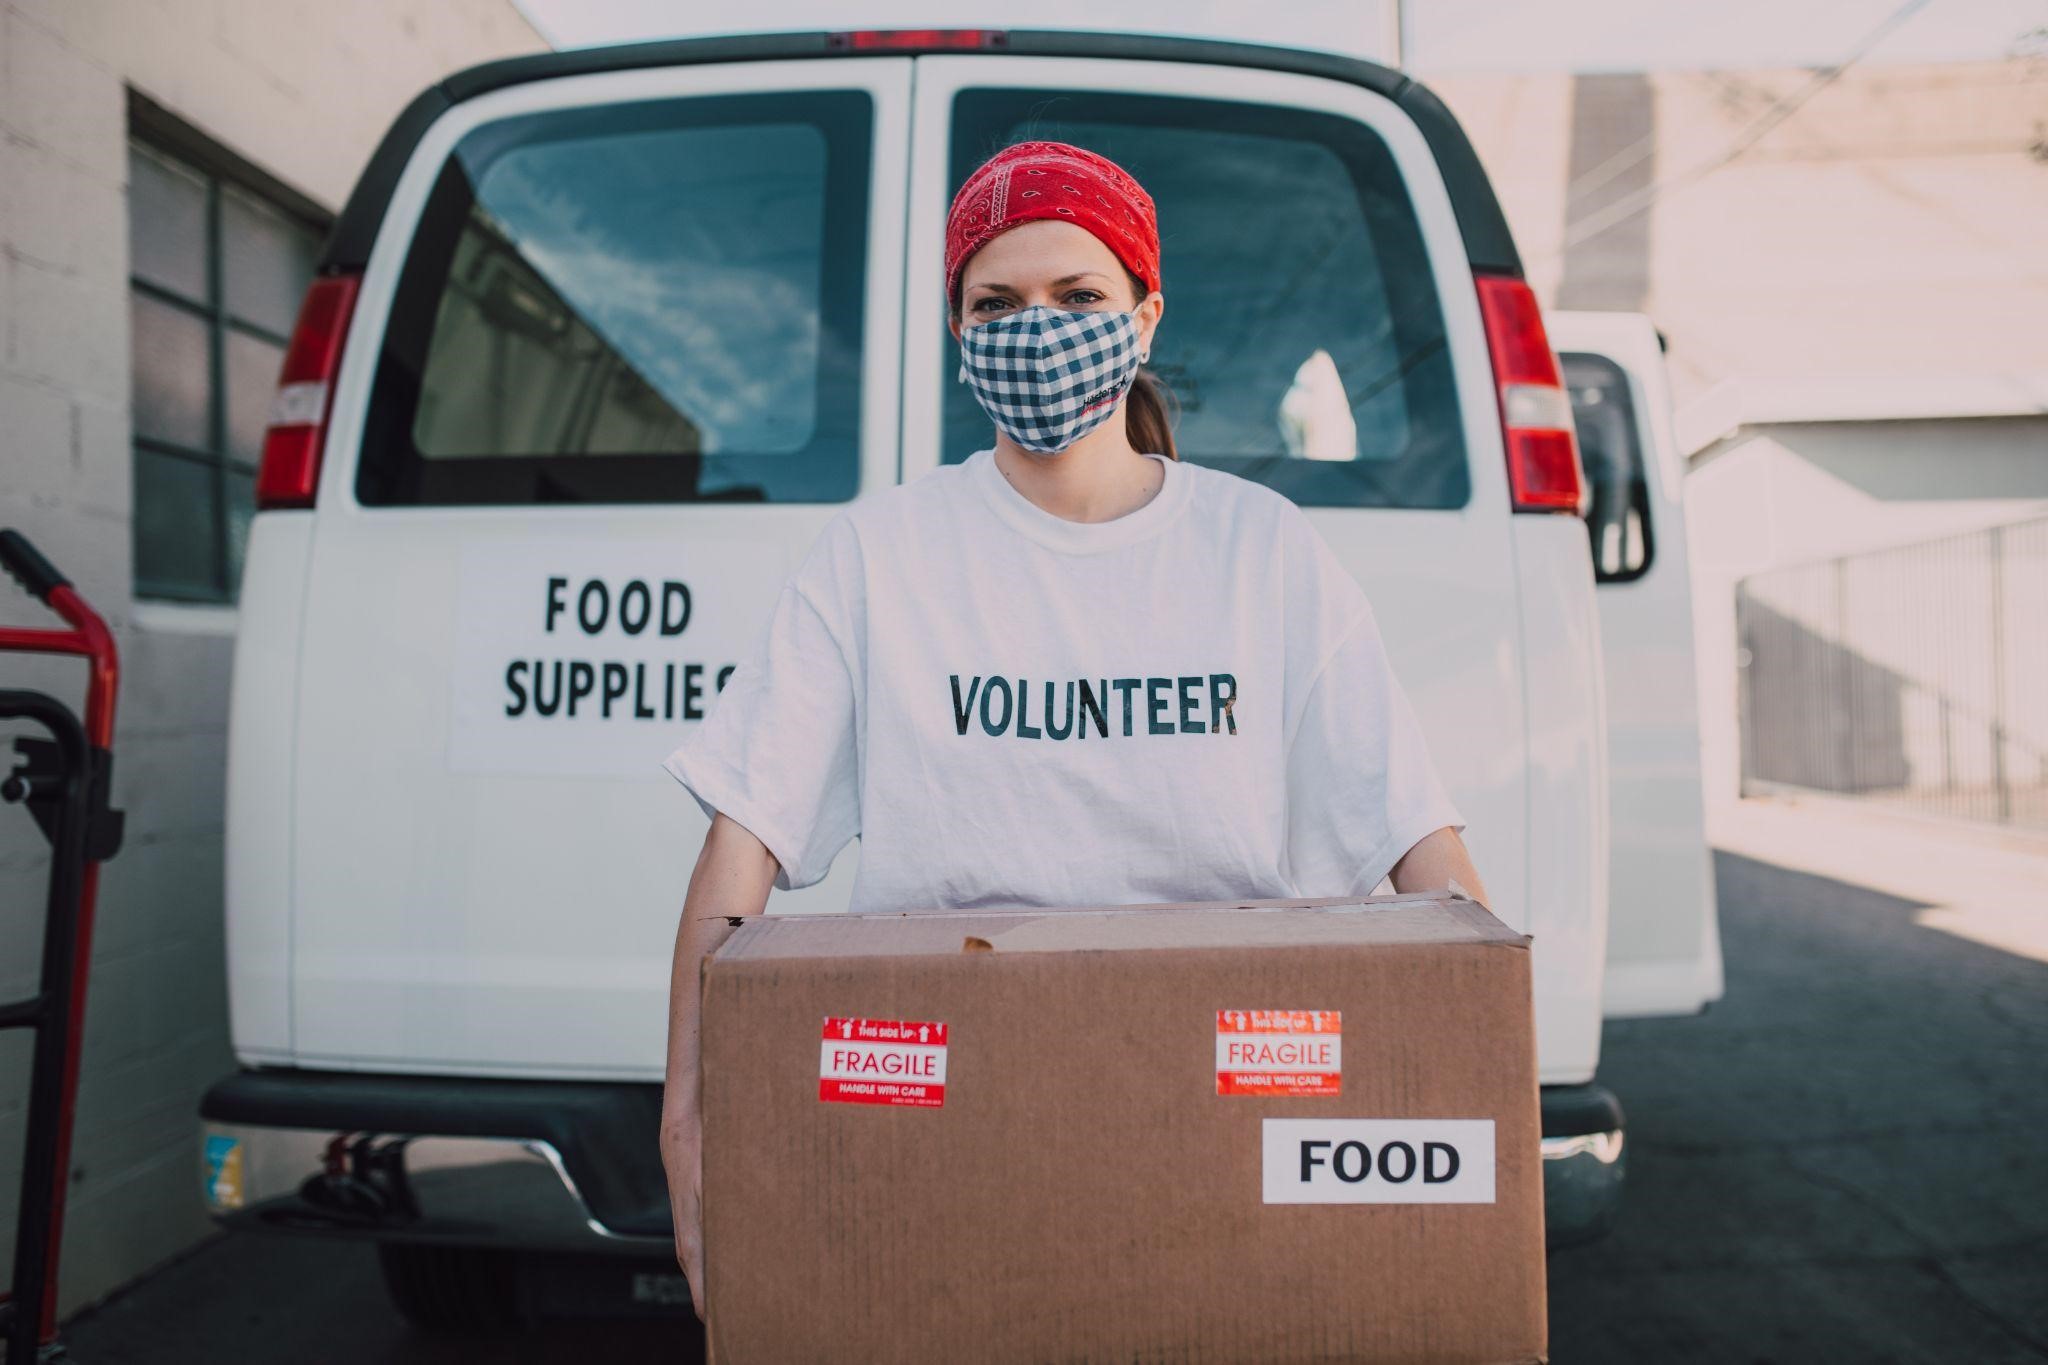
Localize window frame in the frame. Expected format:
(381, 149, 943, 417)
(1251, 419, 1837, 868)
(126, 90, 331, 605)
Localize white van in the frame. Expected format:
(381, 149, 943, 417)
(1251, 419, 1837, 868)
(198, 28, 1720, 1325)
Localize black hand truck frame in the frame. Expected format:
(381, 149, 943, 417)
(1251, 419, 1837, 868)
(0, 529, 125, 1364)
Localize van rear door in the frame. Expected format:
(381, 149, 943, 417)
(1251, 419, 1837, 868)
(288, 59, 910, 1074)
(901, 56, 1609, 1083)
(1550, 309, 1725, 1017)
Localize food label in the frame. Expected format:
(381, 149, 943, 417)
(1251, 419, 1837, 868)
(1262, 1119, 1497, 1203)
(1216, 1009, 1342, 1096)
(819, 1017, 948, 1108)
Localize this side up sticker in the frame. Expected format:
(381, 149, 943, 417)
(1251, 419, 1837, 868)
(819, 1017, 948, 1108)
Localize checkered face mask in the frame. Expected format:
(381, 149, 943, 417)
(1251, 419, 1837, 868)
(957, 305, 1144, 455)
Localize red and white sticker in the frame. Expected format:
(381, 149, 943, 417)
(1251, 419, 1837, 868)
(819, 1017, 948, 1108)
(1216, 1009, 1342, 1097)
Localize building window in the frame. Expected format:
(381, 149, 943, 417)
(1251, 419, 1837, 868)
(126, 121, 327, 604)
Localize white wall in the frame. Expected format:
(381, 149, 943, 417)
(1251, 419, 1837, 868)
(1684, 417, 2048, 809)
(0, 0, 545, 1320)
(1433, 58, 2048, 412)
(1434, 59, 2048, 817)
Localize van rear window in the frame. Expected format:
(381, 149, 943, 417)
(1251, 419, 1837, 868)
(357, 91, 871, 506)
(944, 90, 1469, 510)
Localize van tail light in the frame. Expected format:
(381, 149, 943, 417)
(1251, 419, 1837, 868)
(255, 272, 361, 510)
(1474, 273, 1585, 515)
(830, 29, 1006, 50)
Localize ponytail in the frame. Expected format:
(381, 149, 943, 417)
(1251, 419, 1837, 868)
(1124, 367, 1179, 462)
(1121, 266, 1179, 461)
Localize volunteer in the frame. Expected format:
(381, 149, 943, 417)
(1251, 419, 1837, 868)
(656, 139, 1491, 1317)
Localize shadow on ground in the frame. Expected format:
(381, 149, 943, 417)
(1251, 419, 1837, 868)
(1550, 849, 2048, 1363)
(54, 848, 2048, 1361)
(54, 1233, 703, 1362)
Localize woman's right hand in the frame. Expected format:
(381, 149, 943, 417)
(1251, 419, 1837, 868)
(661, 1106, 706, 1321)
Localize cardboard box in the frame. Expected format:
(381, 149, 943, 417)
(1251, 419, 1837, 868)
(700, 890, 1547, 1363)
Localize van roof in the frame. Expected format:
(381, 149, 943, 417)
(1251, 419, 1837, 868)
(319, 27, 1521, 281)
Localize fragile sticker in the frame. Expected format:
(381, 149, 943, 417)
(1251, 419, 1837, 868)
(819, 1017, 948, 1108)
(1216, 1009, 1342, 1097)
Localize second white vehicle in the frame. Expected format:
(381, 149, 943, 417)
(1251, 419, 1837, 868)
(1551, 309, 1724, 1022)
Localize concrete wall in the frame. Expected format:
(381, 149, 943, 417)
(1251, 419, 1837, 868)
(0, 0, 545, 1320)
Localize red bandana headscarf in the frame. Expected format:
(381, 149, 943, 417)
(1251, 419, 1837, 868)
(944, 140, 1161, 309)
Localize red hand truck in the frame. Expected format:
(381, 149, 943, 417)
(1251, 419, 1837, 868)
(0, 529, 125, 1364)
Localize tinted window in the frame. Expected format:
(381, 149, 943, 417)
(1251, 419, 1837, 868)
(943, 90, 1468, 510)
(359, 91, 872, 506)
(1560, 352, 1654, 582)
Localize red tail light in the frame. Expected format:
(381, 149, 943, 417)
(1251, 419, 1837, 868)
(830, 29, 1005, 50)
(1474, 273, 1585, 514)
(255, 272, 361, 510)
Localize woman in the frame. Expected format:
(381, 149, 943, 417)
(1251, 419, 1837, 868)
(657, 139, 1489, 1315)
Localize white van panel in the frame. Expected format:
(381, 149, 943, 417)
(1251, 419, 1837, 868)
(288, 59, 911, 1075)
(224, 509, 314, 1062)
(1510, 517, 1611, 1082)
(1549, 311, 1724, 1019)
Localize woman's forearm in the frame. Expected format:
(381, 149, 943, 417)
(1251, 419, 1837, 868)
(663, 811, 779, 1311)
(1388, 825, 1491, 909)
(664, 812, 780, 1129)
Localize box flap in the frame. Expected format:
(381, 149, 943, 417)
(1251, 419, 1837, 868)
(709, 890, 1526, 963)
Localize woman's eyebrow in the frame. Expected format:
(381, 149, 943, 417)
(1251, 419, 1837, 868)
(968, 272, 1111, 294)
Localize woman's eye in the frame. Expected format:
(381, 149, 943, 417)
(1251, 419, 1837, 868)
(972, 290, 1103, 313)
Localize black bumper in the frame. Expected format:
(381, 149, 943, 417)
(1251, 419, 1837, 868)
(200, 1068, 1623, 1251)
(200, 1068, 670, 1247)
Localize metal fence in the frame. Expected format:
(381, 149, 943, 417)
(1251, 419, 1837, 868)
(1735, 513, 2048, 832)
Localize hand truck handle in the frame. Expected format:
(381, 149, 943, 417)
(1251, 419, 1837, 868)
(0, 529, 69, 605)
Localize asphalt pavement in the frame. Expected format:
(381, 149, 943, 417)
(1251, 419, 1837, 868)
(51, 800, 2048, 1363)
(1550, 818, 2048, 1362)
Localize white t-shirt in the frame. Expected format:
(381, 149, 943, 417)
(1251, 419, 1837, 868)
(659, 446, 1465, 913)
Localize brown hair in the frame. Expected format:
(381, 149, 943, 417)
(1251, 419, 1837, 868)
(1119, 267, 1180, 462)
(949, 263, 1180, 461)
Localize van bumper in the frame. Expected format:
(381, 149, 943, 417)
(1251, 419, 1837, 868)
(198, 1068, 671, 1255)
(1540, 1082, 1626, 1249)
(200, 1069, 1625, 1254)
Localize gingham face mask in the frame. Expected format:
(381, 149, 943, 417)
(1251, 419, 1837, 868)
(957, 305, 1144, 454)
